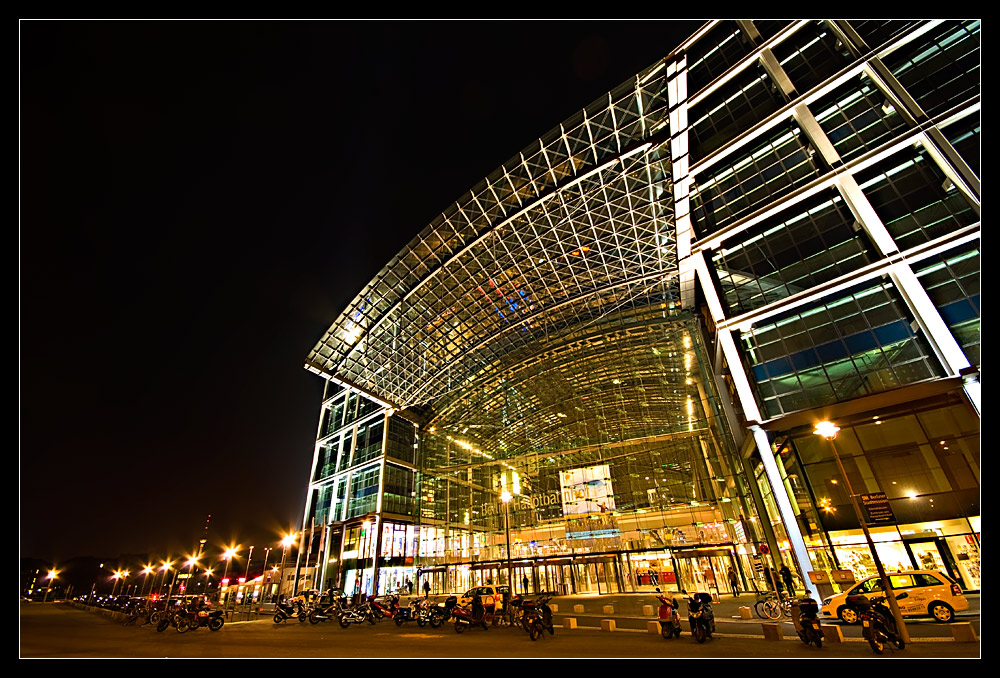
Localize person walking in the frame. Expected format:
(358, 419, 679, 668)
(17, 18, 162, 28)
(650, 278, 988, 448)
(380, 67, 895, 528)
(406, 577, 413, 595)
(727, 566, 739, 597)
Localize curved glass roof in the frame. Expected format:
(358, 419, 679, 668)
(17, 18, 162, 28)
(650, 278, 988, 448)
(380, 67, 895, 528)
(306, 59, 685, 423)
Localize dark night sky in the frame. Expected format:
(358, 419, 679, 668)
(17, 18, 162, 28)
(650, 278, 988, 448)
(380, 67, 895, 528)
(20, 20, 703, 564)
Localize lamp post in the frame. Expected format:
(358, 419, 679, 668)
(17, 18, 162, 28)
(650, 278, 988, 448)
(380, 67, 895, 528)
(182, 556, 199, 598)
(140, 566, 154, 599)
(43, 568, 60, 602)
(501, 490, 514, 592)
(260, 547, 273, 604)
(243, 546, 254, 607)
(278, 534, 296, 601)
(158, 561, 172, 604)
(814, 420, 910, 644)
(221, 547, 237, 606)
(110, 570, 124, 599)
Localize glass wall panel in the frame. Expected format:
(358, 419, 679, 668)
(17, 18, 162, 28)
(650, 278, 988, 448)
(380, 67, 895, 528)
(913, 244, 980, 367)
(856, 147, 978, 251)
(686, 20, 753, 95)
(882, 20, 981, 119)
(713, 190, 876, 315)
(688, 64, 784, 163)
(741, 281, 945, 418)
(691, 123, 823, 238)
(942, 113, 980, 179)
(811, 74, 910, 162)
(772, 20, 852, 95)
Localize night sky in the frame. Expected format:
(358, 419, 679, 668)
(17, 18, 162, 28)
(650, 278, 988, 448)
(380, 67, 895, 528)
(20, 20, 703, 563)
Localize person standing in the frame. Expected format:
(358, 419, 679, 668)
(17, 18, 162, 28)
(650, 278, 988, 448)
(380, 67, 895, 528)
(779, 564, 794, 596)
(422, 579, 430, 598)
(522, 574, 529, 594)
(727, 566, 739, 597)
(406, 577, 413, 595)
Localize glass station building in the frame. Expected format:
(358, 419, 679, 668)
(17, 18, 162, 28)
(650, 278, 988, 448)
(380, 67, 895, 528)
(296, 20, 980, 599)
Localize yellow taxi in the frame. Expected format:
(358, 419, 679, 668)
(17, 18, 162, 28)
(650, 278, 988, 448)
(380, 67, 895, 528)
(821, 570, 968, 623)
(458, 584, 510, 612)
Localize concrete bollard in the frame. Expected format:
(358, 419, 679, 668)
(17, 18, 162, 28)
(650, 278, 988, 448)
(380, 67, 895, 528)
(573, 604, 585, 614)
(602, 605, 615, 614)
(739, 606, 753, 619)
(950, 622, 978, 642)
(600, 619, 617, 632)
(761, 622, 783, 640)
(642, 604, 655, 616)
(646, 620, 661, 634)
(563, 617, 577, 629)
(822, 624, 844, 643)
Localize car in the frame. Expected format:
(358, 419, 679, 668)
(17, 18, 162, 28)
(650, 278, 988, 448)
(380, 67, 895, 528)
(821, 569, 967, 624)
(458, 584, 511, 612)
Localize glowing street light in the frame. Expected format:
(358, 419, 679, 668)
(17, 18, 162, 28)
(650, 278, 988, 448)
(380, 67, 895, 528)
(140, 565, 155, 598)
(278, 533, 297, 600)
(221, 546, 238, 606)
(43, 568, 60, 603)
(814, 420, 910, 645)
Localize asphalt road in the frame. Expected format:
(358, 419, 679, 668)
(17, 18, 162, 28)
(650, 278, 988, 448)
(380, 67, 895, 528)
(20, 602, 981, 659)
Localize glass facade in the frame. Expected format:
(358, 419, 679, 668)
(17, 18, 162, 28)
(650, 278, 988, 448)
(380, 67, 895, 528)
(298, 20, 979, 599)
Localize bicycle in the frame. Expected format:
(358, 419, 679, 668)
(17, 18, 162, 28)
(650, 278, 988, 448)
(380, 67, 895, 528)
(754, 594, 790, 620)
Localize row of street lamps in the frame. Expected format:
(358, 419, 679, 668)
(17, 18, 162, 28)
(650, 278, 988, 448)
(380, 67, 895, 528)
(37, 531, 302, 606)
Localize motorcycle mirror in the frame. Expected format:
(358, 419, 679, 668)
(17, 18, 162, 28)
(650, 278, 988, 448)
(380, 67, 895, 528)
(655, 588, 661, 593)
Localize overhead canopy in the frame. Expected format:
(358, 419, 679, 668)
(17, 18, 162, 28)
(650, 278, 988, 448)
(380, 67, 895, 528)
(306, 63, 684, 418)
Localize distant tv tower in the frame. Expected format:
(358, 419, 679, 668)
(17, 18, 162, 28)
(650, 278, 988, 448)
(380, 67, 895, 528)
(198, 514, 212, 555)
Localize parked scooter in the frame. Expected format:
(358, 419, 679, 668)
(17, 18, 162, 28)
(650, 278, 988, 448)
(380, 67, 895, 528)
(794, 593, 824, 648)
(684, 591, 715, 643)
(655, 588, 682, 639)
(273, 598, 308, 624)
(846, 592, 907, 655)
(368, 594, 400, 622)
(394, 597, 432, 627)
(453, 594, 492, 633)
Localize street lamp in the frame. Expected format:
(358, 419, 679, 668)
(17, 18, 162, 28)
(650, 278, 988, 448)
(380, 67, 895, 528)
(260, 547, 273, 604)
(43, 568, 60, 602)
(110, 570, 124, 598)
(500, 490, 514, 593)
(221, 546, 237, 606)
(140, 565, 154, 598)
(278, 534, 296, 600)
(814, 420, 910, 644)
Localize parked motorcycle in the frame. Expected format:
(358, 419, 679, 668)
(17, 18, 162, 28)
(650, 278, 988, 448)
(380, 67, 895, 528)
(517, 593, 555, 639)
(309, 589, 347, 625)
(846, 592, 907, 655)
(176, 606, 225, 633)
(684, 591, 715, 643)
(655, 588, 682, 639)
(394, 597, 432, 627)
(338, 600, 377, 628)
(794, 594, 824, 648)
(428, 595, 457, 628)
